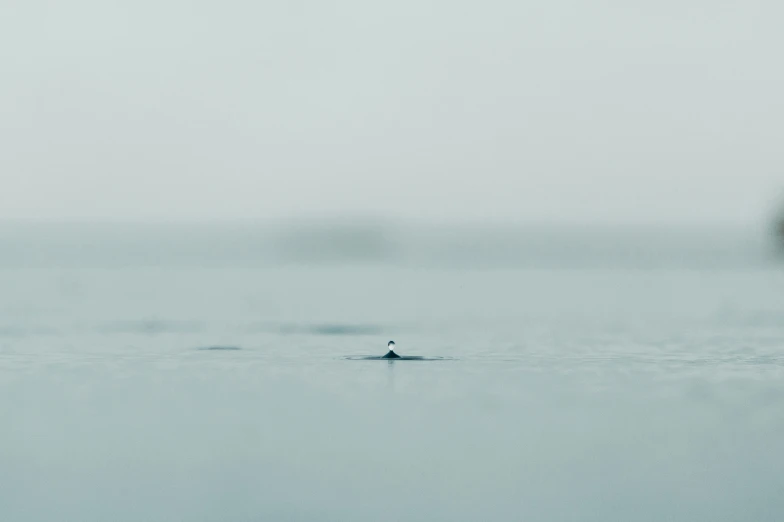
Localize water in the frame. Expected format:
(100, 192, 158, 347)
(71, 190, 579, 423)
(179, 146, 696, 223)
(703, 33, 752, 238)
(1, 227, 784, 521)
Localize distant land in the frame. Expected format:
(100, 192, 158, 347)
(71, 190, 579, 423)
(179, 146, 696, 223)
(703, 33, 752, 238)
(0, 219, 775, 269)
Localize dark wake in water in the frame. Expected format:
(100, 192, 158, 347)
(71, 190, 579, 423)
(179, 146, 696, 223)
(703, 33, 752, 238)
(343, 355, 453, 361)
(197, 346, 242, 351)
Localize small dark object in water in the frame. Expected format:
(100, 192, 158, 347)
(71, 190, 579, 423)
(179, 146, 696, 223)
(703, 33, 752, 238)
(198, 346, 242, 351)
(343, 340, 452, 361)
(383, 340, 400, 358)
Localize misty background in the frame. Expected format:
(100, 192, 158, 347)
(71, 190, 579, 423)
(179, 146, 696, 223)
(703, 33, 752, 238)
(1, 0, 782, 226)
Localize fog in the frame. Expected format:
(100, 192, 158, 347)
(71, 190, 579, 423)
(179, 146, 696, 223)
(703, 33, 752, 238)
(2, 0, 782, 224)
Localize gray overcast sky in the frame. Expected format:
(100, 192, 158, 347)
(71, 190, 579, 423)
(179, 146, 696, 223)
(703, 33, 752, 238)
(1, 0, 782, 224)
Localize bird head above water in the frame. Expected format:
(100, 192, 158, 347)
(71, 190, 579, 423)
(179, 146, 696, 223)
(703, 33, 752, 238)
(383, 340, 400, 359)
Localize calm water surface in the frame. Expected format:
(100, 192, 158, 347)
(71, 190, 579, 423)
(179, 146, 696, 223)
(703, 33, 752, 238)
(2, 259, 784, 521)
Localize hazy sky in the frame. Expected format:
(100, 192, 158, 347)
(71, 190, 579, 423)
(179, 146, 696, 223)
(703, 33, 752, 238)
(1, 1, 782, 224)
